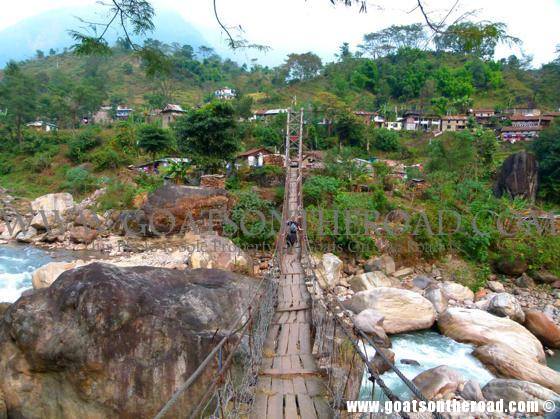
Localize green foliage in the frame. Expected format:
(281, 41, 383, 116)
(63, 167, 97, 194)
(370, 128, 400, 152)
(137, 124, 172, 158)
(225, 191, 276, 246)
(303, 176, 342, 206)
(532, 122, 560, 203)
(174, 101, 238, 171)
(283, 52, 323, 82)
(90, 146, 131, 171)
(96, 179, 138, 211)
(67, 128, 103, 163)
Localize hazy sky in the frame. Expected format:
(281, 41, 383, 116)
(1, 0, 559, 66)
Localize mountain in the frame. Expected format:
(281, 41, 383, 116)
(0, 7, 209, 67)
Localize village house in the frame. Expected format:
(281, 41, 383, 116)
(509, 114, 553, 129)
(403, 111, 421, 131)
(160, 104, 186, 128)
(129, 157, 190, 174)
(501, 126, 542, 143)
(384, 120, 403, 131)
(115, 106, 133, 120)
(214, 87, 236, 101)
(252, 108, 288, 121)
(26, 120, 58, 132)
(504, 107, 541, 116)
(441, 115, 467, 131)
(354, 111, 385, 128)
(469, 108, 496, 126)
(235, 147, 273, 168)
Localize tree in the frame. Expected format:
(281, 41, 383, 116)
(434, 22, 520, 59)
(334, 110, 364, 150)
(283, 52, 323, 82)
(174, 101, 239, 172)
(351, 60, 379, 92)
(336, 42, 352, 61)
(370, 128, 400, 152)
(532, 122, 560, 203)
(0, 62, 37, 145)
(137, 124, 172, 159)
(358, 24, 427, 58)
(36, 50, 45, 59)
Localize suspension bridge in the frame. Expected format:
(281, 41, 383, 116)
(154, 109, 442, 419)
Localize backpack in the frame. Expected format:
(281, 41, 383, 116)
(289, 222, 297, 233)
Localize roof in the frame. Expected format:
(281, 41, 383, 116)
(544, 112, 560, 117)
(162, 104, 186, 113)
(501, 126, 543, 132)
(510, 115, 552, 121)
(472, 108, 495, 112)
(354, 111, 376, 116)
(236, 147, 273, 158)
(133, 157, 190, 168)
(442, 115, 468, 120)
(26, 120, 57, 127)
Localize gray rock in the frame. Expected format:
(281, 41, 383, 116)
(493, 151, 539, 202)
(371, 348, 395, 375)
(487, 280, 505, 293)
(15, 227, 38, 243)
(459, 380, 485, 401)
(424, 286, 448, 314)
(483, 379, 560, 414)
(515, 273, 535, 288)
(412, 275, 434, 290)
(488, 293, 525, 323)
(412, 366, 465, 399)
(533, 270, 559, 285)
(400, 359, 420, 366)
(353, 309, 391, 347)
(364, 255, 396, 275)
(0, 263, 258, 418)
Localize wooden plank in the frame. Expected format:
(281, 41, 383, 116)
(260, 368, 319, 376)
(305, 377, 324, 397)
(251, 394, 268, 419)
(267, 394, 283, 419)
(293, 376, 307, 394)
(313, 397, 331, 419)
(285, 394, 298, 418)
(287, 324, 299, 355)
(297, 394, 318, 419)
(299, 323, 311, 353)
(282, 378, 295, 395)
(257, 376, 272, 392)
(271, 377, 283, 395)
(300, 354, 316, 371)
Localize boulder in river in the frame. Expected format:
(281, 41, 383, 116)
(0, 263, 258, 418)
(187, 234, 252, 273)
(320, 253, 343, 287)
(346, 288, 436, 334)
(352, 309, 391, 347)
(493, 150, 539, 202)
(482, 378, 560, 414)
(412, 366, 465, 399)
(438, 308, 545, 363)
(68, 226, 98, 244)
(31, 261, 85, 289)
(424, 285, 448, 315)
(524, 310, 560, 349)
(488, 293, 525, 323)
(458, 380, 485, 402)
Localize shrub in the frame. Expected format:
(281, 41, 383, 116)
(371, 128, 400, 152)
(303, 176, 341, 206)
(225, 191, 276, 246)
(67, 128, 103, 163)
(63, 167, 96, 194)
(91, 146, 132, 171)
(96, 179, 138, 211)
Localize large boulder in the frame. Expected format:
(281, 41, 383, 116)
(424, 285, 448, 314)
(346, 288, 436, 334)
(187, 234, 252, 273)
(493, 150, 539, 202)
(0, 263, 258, 418)
(441, 281, 474, 302)
(488, 293, 525, 323)
(494, 257, 528, 277)
(482, 379, 560, 415)
(364, 255, 395, 275)
(438, 308, 545, 363)
(321, 253, 343, 287)
(31, 193, 74, 214)
(475, 340, 560, 393)
(141, 184, 233, 235)
(352, 309, 390, 347)
(68, 226, 98, 244)
(31, 261, 85, 289)
(412, 366, 465, 399)
(348, 271, 391, 292)
(15, 227, 38, 243)
(532, 270, 559, 285)
(524, 310, 560, 349)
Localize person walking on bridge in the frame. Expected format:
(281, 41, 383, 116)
(286, 219, 302, 252)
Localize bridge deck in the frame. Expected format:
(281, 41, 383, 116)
(251, 168, 332, 419)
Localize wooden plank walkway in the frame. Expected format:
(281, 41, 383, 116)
(251, 167, 332, 419)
